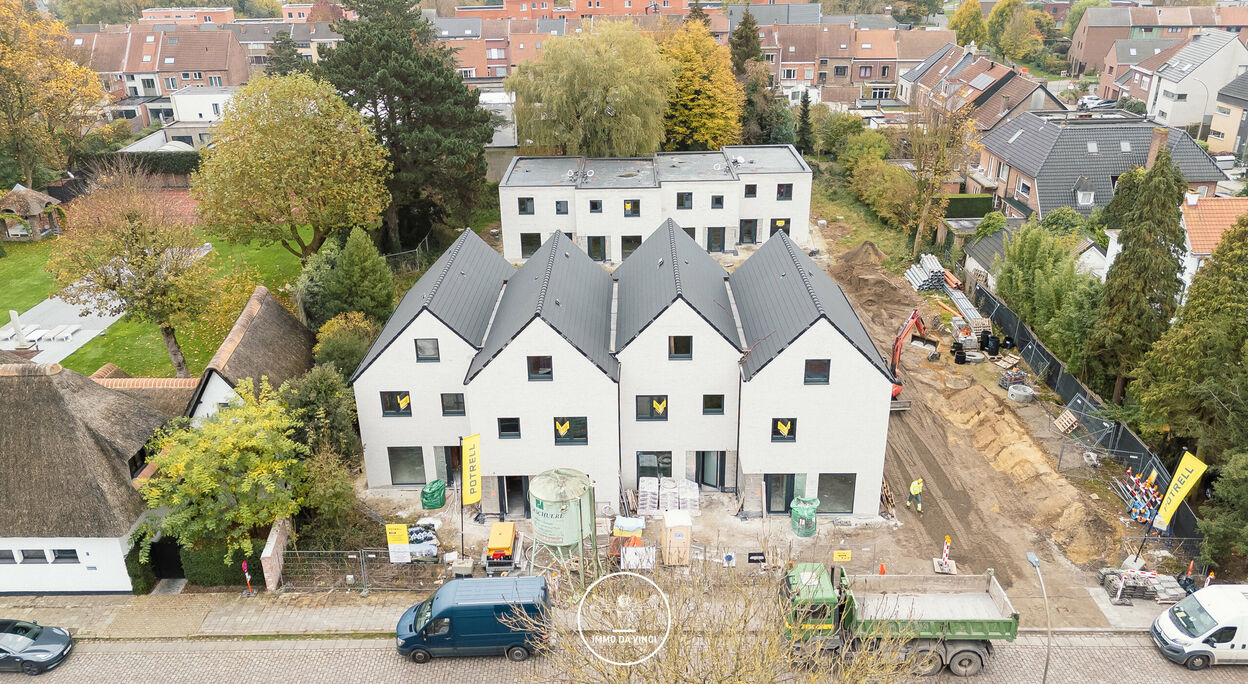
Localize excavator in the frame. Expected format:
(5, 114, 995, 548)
(890, 308, 940, 399)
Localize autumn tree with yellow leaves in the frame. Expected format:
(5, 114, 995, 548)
(0, 0, 107, 187)
(661, 21, 743, 151)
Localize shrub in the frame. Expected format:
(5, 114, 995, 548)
(79, 151, 201, 176)
(124, 544, 157, 595)
(942, 193, 994, 219)
(304, 446, 355, 525)
(314, 312, 379, 377)
(180, 543, 264, 587)
(294, 228, 394, 329)
(849, 157, 916, 229)
(974, 211, 1007, 239)
(279, 363, 362, 459)
(840, 130, 890, 174)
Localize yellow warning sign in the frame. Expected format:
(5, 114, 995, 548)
(397, 393, 410, 409)
(652, 398, 667, 415)
(386, 524, 408, 545)
(555, 420, 570, 436)
(833, 550, 852, 562)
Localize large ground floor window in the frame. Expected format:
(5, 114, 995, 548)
(816, 473, 856, 514)
(388, 446, 425, 486)
(637, 451, 673, 480)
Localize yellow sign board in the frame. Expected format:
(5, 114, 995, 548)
(555, 420, 570, 436)
(652, 398, 667, 415)
(832, 550, 852, 562)
(386, 523, 408, 545)
(462, 433, 482, 506)
(1153, 451, 1206, 532)
(776, 420, 792, 436)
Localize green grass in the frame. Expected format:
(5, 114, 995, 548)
(808, 161, 914, 275)
(59, 228, 307, 378)
(0, 238, 60, 313)
(467, 182, 500, 234)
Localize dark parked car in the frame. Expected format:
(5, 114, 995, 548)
(0, 620, 73, 675)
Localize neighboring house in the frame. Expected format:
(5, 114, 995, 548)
(355, 226, 891, 519)
(120, 85, 236, 152)
(962, 223, 1018, 291)
(89, 363, 200, 420)
(1, 185, 61, 241)
(1206, 72, 1248, 158)
(224, 21, 342, 70)
(140, 6, 236, 24)
(976, 111, 1225, 220)
(1120, 31, 1248, 128)
(281, 3, 356, 22)
(185, 286, 315, 421)
(1068, 5, 1248, 75)
(1097, 38, 1180, 101)
(1109, 195, 1248, 298)
(1074, 238, 1109, 281)
(0, 352, 168, 593)
(498, 145, 811, 263)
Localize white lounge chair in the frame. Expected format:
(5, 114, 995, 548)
(25, 329, 48, 342)
(45, 325, 68, 341)
(54, 324, 81, 341)
(0, 327, 15, 341)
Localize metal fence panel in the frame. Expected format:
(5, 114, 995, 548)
(281, 550, 365, 591)
(359, 549, 443, 591)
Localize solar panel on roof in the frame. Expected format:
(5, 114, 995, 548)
(969, 73, 995, 90)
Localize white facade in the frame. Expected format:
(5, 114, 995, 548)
(738, 320, 893, 517)
(0, 536, 133, 593)
(1147, 33, 1248, 128)
(616, 300, 741, 492)
(170, 85, 236, 123)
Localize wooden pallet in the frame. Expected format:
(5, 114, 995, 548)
(880, 478, 897, 518)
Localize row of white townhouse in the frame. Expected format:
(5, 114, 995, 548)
(498, 145, 813, 263)
(351, 221, 893, 520)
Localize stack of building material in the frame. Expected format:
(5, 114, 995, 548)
(945, 286, 991, 335)
(677, 479, 699, 513)
(637, 477, 660, 516)
(1098, 568, 1185, 603)
(638, 477, 700, 515)
(904, 254, 950, 291)
(659, 478, 679, 512)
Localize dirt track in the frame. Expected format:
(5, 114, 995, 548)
(826, 240, 1126, 628)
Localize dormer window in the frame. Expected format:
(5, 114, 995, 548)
(146, 35, 155, 43)
(1078, 191, 1094, 206)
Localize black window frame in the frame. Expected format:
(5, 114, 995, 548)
(0, 550, 14, 564)
(387, 446, 426, 486)
(553, 416, 588, 445)
(498, 417, 521, 439)
(711, 195, 724, 209)
(518, 197, 535, 215)
(696, 450, 726, 489)
(637, 451, 673, 480)
(834, 65, 848, 77)
(702, 394, 725, 415)
(777, 184, 794, 201)
(621, 235, 642, 258)
(668, 335, 693, 360)
(520, 232, 541, 258)
(589, 199, 602, 214)
(415, 338, 440, 362)
(623, 199, 641, 217)
(635, 394, 669, 421)
(20, 549, 46, 564)
(527, 355, 553, 381)
(380, 391, 412, 417)
(804, 359, 831, 385)
(739, 219, 758, 244)
(816, 473, 857, 514)
(676, 192, 693, 210)
(555, 199, 569, 215)
(772, 418, 797, 442)
(770, 218, 790, 236)
(586, 235, 606, 261)
(440, 392, 466, 416)
(744, 184, 757, 198)
(51, 549, 79, 564)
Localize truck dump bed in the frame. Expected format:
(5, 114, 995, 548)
(841, 569, 1019, 641)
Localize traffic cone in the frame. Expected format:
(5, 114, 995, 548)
(879, 563, 886, 575)
(1187, 561, 1194, 578)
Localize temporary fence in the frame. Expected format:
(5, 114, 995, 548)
(972, 284, 1203, 558)
(280, 548, 442, 592)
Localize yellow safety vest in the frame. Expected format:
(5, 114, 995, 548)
(910, 480, 923, 496)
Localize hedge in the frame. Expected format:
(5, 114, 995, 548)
(942, 193, 994, 219)
(124, 544, 157, 595)
(180, 542, 264, 587)
(77, 151, 201, 176)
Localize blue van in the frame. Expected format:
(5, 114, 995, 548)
(397, 576, 549, 663)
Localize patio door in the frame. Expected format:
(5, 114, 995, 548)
(706, 226, 725, 253)
(739, 219, 757, 244)
(764, 474, 794, 514)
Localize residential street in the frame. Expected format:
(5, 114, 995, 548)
(26, 633, 1246, 683)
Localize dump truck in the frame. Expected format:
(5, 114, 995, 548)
(782, 563, 1019, 677)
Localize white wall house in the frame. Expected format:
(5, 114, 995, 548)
(170, 84, 236, 122)
(1145, 31, 1248, 128)
(498, 146, 812, 263)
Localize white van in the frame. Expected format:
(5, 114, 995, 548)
(1151, 584, 1248, 670)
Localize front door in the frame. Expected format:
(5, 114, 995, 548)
(696, 451, 726, 490)
(739, 219, 757, 244)
(707, 226, 725, 253)
(765, 474, 794, 514)
(149, 539, 185, 579)
(443, 446, 461, 485)
(499, 476, 530, 520)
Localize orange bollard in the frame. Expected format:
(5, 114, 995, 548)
(1187, 560, 1194, 578)
(879, 563, 886, 575)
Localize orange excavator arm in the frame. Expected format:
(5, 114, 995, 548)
(890, 309, 925, 398)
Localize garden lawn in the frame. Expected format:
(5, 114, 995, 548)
(467, 182, 501, 234)
(0, 238, 60, 314)
(59, 229, 307, 378)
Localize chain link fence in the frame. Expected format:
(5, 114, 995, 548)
(280, 549, 442, 592)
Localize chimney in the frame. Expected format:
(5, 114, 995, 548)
(883, 5, 892, 16)
(1185, 192, 1200, 207)
(1146, 126, 1168, 169)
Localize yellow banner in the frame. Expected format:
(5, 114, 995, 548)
(1153, 451, 1207, 532)
(462, 434, 482, 506)
(385, 524, 408, 545)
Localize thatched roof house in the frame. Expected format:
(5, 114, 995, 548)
(90, 363, 201, 420)
(186, 285, 315, 419)
(1, 185, 61, 241)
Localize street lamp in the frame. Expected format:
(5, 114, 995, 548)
(1027, 552, 1052, 684)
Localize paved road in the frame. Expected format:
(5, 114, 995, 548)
(30, 634, 1246, 683)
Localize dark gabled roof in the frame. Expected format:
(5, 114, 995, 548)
(613, 220, 740, 353)
(965, 223, 1020, 271)
(724, 4, 821, 29)
(0, 361, 165, 537)
(900, 42, 956, 83)
(466, 232, 618, 382)
(1112, 38, 1181, 66)
(729, 232, 890, 382)
(1217, 71, 1248, 106)
(982, 112, 1225, 216)
(352, 230, 512, 382)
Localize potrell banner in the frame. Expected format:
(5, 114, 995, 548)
(462, 434, 482, 506)
(1153, 451, 1207, 533)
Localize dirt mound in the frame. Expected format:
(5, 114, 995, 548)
(840, 240, 885, 266)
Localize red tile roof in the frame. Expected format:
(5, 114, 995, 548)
(1182, 196, 1248, 254)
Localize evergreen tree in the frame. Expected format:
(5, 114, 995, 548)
(1101, 166, 1143, 232)
(1199, 450, 1248, 566)
(1089, 147, 1187, 403)
(319, 0, 494, 251)
(685, 0, 709, 26)
(728, 9, 763, 77)
(325, 227, 396, 326)
(265, 31, 311, 76)
(769, 104, 796, 145)
(796, 90, 813, 154)
(948, 0, 987, 47)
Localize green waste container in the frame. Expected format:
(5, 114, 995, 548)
(421, 480, 447, 510)
(790, 497, 819, 537)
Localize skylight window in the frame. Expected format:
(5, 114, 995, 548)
(862, 43, 872, 49)
(1008, 130, 1023, 143)
(1087, 141, 1098, 153)
(1129, 48, 1137, 56)
(1121, 141, 1131, 152)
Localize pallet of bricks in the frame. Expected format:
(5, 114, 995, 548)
(636, 477, 699, 517)
(1098, 568, 1188, 605)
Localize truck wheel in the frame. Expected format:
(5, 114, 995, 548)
(947, 651, 983, 677)
(915, 651, 943, 676)
(507, 646, 530, 662)
(410, 649, 431, 664)
(1185, 654, 1210, 671)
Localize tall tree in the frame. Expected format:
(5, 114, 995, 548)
(661, 21, 743, 151)
(47, 166, 210, 378)
(948, 0, 987, 47)
(741, 60, 782, 145)
(325, 227, 396, 325)
(507, 21, 673, 157)
(906, 98, 979, 255)
(265, 31, 311, 76)
(1089, 147, 1187, 403)
(818, 111, 864, 158)
(1133, 218, 1248, 464)
(1, 0, 107, 187)
(728, 9, 762, 76)
(998, 7, 1042, 62)
(321, 0, 494, 251)
(795, 90, 813, 154)
(1198, 450, 1248, 567)
(193, 73, 391, 261)
(985, 0, 1025, 52)
(685, 0, 709, 26)
(53, 0, 143, 24)
(1065, 0, 1108, 37)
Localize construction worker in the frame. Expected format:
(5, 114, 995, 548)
(907, 478, 924, 514)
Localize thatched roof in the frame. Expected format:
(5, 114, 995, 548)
(0, 186, 59, 217)
(90, 363, 130, 379)
(93, 377, 201, 420)
(0, 362, 167, 537)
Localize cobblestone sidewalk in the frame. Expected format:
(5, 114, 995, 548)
(0, 591, 424, 639)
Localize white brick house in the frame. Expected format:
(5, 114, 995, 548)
(498, 146, 812, 263)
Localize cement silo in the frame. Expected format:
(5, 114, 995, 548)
(528, 467, 594, 547)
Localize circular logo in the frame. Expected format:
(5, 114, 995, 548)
(575, 571, 672, 666)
